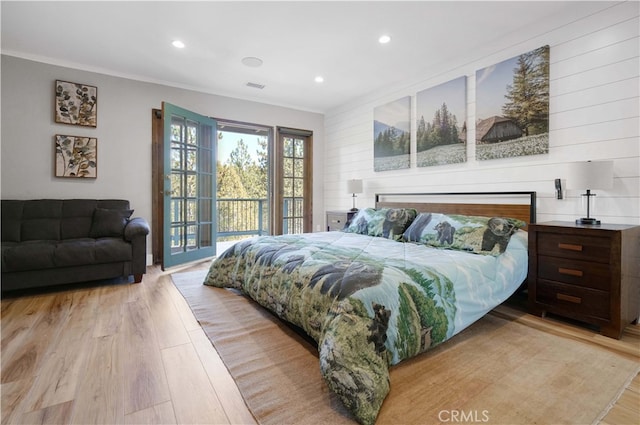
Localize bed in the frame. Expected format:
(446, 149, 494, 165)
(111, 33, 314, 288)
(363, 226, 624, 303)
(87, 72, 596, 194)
(204, 191, 536, 425)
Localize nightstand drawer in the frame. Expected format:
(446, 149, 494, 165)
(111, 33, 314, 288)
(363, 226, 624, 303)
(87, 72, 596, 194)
(537, 232, 610, 263)
(326, 211, 353, 231)
(538, 255, 611, 291)
(536, 280, 610, 320)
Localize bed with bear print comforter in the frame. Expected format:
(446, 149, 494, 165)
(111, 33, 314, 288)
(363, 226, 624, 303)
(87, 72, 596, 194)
(204, 210, 529, 425)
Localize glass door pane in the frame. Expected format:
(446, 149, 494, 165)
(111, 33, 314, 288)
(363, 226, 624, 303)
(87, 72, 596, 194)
(282, 136, 305, 234)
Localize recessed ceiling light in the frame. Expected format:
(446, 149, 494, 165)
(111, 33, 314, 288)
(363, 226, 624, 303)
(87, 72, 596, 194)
(242, 57, 263, 68)
(314, 76, 324, 83)
(172, 40, 185, 49)
(378, 35, 391, 44)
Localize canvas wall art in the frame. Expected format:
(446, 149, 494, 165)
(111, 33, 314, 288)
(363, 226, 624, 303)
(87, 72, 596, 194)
(55, 135, 97, 178)
(416, 76, 467, 167)
(373, 96, 411, 171)
(475, 45, 549, 160)
(55, 80, 98, 127)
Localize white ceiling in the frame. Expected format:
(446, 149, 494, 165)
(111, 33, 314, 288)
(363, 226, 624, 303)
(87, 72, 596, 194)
(1, 1, 617, 113)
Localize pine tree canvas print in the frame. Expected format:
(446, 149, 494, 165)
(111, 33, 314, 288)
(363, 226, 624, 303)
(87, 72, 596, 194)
(475, 46, 549, 160)
(416, 76, 467, 167)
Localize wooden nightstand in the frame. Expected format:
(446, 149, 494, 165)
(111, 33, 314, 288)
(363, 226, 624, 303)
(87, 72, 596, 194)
(528, 221, 640, 339)
(326, 211, 356, 231)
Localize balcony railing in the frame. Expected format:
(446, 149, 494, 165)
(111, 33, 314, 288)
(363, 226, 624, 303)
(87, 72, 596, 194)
(172, 198, 299, 252)
(217, 198, 268, 240)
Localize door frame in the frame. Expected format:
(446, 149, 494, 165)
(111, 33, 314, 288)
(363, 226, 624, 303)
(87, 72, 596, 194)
(273, 127, 313, 235)
(151, 108, 163, 265)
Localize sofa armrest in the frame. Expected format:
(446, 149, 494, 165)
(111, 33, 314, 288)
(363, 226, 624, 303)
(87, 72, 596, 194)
(124, 217, 150, 241)
(124, 217, 149, 281)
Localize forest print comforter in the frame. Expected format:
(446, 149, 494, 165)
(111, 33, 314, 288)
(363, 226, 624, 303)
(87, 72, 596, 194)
(204, 231, 528, 424)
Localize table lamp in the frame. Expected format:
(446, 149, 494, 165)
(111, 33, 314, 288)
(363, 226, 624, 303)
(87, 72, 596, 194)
(346, 179, 363, 211)
(566, 160, 613, 225)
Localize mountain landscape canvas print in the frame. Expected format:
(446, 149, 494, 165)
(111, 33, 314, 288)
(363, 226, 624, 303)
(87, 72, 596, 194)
(374, 96, 411, 171)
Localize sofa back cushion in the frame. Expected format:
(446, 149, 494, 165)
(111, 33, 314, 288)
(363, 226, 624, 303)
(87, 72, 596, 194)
(1, 199, 131, 242)
(60, 199, 98, 239)
(22, 200, 63, 241)
(1, 200, 24, 242)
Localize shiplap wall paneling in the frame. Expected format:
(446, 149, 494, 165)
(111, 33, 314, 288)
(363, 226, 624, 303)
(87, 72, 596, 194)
(323, 1, 639, 226)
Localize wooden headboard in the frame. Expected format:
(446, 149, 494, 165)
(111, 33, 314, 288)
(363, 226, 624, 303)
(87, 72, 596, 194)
(375, 192, 536, 228)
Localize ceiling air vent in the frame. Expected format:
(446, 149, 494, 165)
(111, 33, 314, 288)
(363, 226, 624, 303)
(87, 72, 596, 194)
(246, 82, 265, 90)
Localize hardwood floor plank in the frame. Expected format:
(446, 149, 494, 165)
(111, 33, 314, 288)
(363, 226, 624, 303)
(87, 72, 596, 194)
(69, 335, 124, 424)
(0, 378, 33, 425)
(627, 373, 640, 393)
(161, 343, 229, 424)
(142, 275, 191, 349)
(601, 404, 639, 425)
(164, 276, 202, 332)
(613, 387, 640, 413)
(120, 299, 172, 415)
(1, 294, 69, 384)
(1, 294, 41, 322)
(92, 285, 126, 338)
(21, 289, 98, 412)
(189, 328, 257, 425)
(19, 400, 73, 425)
(124, 401, 177, 425)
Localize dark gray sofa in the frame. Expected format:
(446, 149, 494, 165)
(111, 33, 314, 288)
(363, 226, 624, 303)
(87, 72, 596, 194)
(1, 199, 149, 292)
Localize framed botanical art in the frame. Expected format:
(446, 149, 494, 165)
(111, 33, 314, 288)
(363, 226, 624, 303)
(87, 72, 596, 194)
(416, 76, 467, 167)
(475, 45, 549, 160)
(55, 135, 97, 178)
(373, 96, 411, 171)
(55, 80, 98, 127)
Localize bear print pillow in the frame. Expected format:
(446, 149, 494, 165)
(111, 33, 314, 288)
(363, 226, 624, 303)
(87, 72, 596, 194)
(403, 213, 526, 256)
(345, 207, 417, 241)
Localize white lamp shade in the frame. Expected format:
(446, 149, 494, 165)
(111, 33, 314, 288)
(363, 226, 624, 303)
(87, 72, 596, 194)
(566, 161, 613, 190)
(346, 179, 363, 194)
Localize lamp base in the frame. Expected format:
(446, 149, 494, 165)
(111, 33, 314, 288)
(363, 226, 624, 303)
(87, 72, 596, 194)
(576, 217, 601, 225)
(350, 207, 359, 212)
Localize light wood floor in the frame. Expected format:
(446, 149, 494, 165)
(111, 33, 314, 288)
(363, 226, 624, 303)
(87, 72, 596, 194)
(2, 262, 639, 424)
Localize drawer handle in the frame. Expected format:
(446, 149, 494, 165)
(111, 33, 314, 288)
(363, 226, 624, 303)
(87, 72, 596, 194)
(558, 243, 583, 252)
(557, 293, 582, 304)
(558, 267, 583, 277)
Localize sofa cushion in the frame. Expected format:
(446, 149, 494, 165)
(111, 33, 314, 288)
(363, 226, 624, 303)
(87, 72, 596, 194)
(89, 208, 134, 238)
(1, 238, 133, 272)
(1, 240, 57, 272)
(53, 238, 97, 267)
(95, 238, 133, 263)
(1, 200, 23, 242)
(22, 219, 61, 241)
(21, 200, 63, 241)
(60, 199, 98, 239)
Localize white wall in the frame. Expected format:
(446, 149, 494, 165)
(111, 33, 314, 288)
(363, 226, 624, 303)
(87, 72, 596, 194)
(1, 55, 325, 260)
(323, 2, 639, 226)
